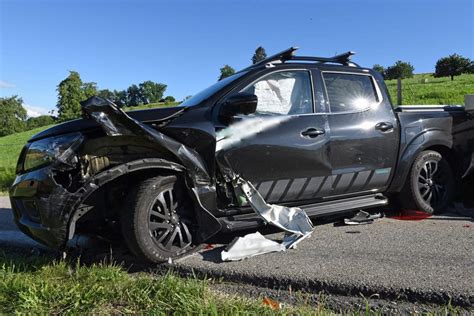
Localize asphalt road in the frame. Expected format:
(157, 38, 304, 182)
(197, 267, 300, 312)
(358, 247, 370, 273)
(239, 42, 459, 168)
(1, 196, 473, 307)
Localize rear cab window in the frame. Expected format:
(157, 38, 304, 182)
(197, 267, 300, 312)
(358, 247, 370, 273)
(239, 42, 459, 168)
(322, 72, 380, 113)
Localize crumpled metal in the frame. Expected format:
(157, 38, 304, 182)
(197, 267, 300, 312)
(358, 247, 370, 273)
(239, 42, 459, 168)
(221, 178, 314, 261)
(221, 231, 286, 261)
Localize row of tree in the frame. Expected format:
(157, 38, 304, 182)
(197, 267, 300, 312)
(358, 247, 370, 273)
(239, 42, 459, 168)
(57, 71, 173, 121)
(0, 72, 175, 136)
(373, 54, 473, 80)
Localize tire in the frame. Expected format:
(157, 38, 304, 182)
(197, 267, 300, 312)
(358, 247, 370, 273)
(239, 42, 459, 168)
(400, 150, 455, 214)
(121, 175, 199, 263)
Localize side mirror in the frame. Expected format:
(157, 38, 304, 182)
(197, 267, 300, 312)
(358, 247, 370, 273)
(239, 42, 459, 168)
(219, 93, 258, 120)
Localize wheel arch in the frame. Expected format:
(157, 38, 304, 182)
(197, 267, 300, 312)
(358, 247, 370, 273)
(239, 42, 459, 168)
(66, 158, 189, 241)
(388, 137, 456, 193)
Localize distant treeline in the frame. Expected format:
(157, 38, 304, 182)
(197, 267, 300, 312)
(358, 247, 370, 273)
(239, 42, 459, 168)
(0, 71, 179, 137)
(373, 53, 473, 80)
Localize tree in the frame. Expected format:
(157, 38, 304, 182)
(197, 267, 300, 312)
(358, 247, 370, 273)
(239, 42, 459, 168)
(26, 115, 55, 130)
(218, 65, 235, 80)
(57, 71, 85, 121)
(114, 90, 128, 107)
(82, 82, 98, 98)
(164, 96, 176, 104)
(139, 81, 167, 104)
(0, 96, 27, 136)
(384, 61, 414, 80)
(373, 64, 385, 77)
(434, 54, 473, 81)
(252, 46, 267, 64)
(126, 84, 143, 107)
(97, 89, 115, 101)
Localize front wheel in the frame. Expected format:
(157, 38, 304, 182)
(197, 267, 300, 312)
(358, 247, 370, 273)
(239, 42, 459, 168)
(121, 175, 199, 263)
(400, 150, 455, 214)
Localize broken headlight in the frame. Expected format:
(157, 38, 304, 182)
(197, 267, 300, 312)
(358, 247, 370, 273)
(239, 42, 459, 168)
(21, 133, 83, 172)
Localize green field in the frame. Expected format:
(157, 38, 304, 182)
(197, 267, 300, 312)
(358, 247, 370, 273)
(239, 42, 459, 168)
(386, 73, 474, 106)
(0, 125, 55, 192)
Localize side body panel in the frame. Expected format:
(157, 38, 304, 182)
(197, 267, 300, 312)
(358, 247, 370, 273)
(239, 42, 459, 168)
(387, 111, 454, 192)
(317, 67, 400, 196)
(216, 114, 332, 203)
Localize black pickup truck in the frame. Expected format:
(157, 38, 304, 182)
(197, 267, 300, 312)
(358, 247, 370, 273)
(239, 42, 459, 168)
(9, 47, 474, 263)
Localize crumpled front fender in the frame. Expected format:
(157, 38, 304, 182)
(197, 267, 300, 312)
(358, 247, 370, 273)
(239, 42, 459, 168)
(80, 97, 222, 241)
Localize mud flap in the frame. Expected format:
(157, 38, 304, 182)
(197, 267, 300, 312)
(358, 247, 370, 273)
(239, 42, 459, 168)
(80, 96, 221, 241)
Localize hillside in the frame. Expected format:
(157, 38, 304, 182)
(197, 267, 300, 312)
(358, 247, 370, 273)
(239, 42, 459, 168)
(385, 73, 474, 106)
(0, 125, 55, 191)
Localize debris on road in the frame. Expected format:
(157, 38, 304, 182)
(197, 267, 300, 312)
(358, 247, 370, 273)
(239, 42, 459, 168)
(343, 210, 383, 225)
(221, 232, 286, 261)
(221, 178, 314, 261)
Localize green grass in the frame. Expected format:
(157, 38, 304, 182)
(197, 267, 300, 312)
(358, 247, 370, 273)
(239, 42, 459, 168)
(0, 125, 55, 191)
(386, 73, 474, 106)
(0, 252, 327, 314)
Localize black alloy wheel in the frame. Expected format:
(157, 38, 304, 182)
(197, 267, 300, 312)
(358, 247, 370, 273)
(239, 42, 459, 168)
(400, 150, 454, 214)
(122, 175, 198, 263)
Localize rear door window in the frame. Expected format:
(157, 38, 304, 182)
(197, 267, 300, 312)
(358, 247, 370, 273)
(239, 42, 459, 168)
(323, 73, 379, 113)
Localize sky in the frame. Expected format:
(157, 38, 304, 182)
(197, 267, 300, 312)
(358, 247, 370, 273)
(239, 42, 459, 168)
(0, 0, 473, 116)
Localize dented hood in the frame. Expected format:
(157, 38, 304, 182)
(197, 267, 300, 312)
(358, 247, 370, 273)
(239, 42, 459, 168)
(30, 106, 187, 142)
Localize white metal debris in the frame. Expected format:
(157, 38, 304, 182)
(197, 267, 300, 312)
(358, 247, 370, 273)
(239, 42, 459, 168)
(221, 179, 314, 261)
(221, 232, 286, 261)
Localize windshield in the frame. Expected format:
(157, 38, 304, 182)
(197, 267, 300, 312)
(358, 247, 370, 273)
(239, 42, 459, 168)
(180, 71, 247, 107)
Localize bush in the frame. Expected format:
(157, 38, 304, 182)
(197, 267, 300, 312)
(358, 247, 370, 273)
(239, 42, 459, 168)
(26, 115, 55, 130)
(164, 96, 175, 104)
(385, 61, 414, 80)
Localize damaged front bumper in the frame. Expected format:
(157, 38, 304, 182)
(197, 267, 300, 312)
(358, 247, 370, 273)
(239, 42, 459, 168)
(10, 157, 188, 249)
(10, 165, 76, 248)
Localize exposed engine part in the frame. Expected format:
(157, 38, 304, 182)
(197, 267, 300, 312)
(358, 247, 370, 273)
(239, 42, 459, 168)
(80, 155, 110, 178)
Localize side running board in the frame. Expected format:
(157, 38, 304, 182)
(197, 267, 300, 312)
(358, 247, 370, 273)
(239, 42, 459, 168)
(219, 194, 388, 233)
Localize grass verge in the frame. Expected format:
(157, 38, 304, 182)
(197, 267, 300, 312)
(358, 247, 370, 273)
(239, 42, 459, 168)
(0, 251, 325, 314)
(0, 125, 55, 192)
(386, 73, 474, 105)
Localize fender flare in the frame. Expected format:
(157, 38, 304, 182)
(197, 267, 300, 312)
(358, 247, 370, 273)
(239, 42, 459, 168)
(388, 129, 453, 193)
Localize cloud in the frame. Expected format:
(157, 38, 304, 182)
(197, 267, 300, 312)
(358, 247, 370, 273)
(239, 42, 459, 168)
(0, 80, 15, 88)
(23, 104, 51, 118)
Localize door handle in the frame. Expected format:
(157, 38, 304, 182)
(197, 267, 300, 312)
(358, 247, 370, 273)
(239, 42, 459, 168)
(301, 127, 325, 138)
(375, 122, 394, 132)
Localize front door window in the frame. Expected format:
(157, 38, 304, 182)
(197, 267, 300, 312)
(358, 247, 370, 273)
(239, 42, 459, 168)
(242, 71, 313, 115)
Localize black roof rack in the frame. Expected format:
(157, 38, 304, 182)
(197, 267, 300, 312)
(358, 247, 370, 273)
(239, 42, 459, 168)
(241, 47, 359, 72)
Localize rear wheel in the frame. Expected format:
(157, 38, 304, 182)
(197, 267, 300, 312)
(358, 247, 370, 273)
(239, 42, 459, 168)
(400, 150, 454, 214)
(122, 175, 199, 263)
